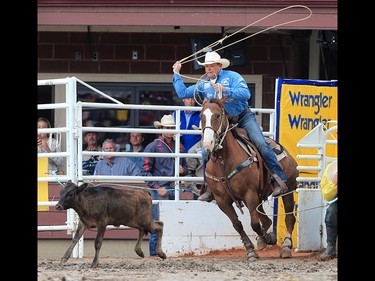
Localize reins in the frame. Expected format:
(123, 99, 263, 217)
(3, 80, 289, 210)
(203, 102, 249, 213)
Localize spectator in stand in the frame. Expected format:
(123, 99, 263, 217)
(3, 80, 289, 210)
(173, 97, 201, 152)
(37, 117, 64, 175)
(94, 138, 141, 176)
(185, 137, 204, 200)
(82, 131, 102, 175)
(126, 132, 145, 169)
(319, 160, 338, 261)
(141, 114, 188, 256)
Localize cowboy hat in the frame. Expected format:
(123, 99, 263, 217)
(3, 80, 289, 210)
(197, 51, 230, 68)
(153, 114, 176, 129)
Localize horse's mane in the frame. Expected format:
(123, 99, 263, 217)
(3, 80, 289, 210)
(205, 98, 240, 138)
(207, 98, 221, 106)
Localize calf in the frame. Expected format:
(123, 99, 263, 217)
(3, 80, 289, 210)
(55, 180, 166, 268)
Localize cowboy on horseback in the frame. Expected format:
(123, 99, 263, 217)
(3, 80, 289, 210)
(172, 51, 288, 200)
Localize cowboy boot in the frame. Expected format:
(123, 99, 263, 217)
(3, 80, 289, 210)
(197, 184, 214, 202)
(320, 226, 337, 261)
(320, 244, 336, 261)
(272, 174, 288, 197)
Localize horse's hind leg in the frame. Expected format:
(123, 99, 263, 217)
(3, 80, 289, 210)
(216, 202, 259, 261)
(280, 193, 297, 258)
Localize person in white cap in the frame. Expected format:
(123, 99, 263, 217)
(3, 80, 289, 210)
(141, 114, 188, 256)
(172, 51, 289, 201)
(319, 160, 338, 261)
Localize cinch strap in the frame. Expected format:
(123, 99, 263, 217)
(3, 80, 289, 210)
(227, 159, 251, 180)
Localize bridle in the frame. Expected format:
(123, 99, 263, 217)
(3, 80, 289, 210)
(202, 102, 232, 152)
(202, 101, 246, 213)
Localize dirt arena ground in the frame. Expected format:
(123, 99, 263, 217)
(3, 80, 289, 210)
(37, 245, 337, 281)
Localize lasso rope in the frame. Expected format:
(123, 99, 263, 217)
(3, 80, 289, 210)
(174, 4, 312, 105)
(78, 182, 330, 219)
(173, 5, 312, 105)
(178, 5, 312, 66)
(255, 190, 336, 217)
(72, 181, 202, 233)
(85, 181, 201, 196)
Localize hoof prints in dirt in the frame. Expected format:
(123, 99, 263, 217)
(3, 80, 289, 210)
(38, 253, 337, 281)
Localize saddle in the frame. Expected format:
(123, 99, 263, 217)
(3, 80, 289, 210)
(232, 127, 287, 193)
(234, 128, 287, 161)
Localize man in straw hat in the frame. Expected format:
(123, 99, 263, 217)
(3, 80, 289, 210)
(172, 51, 289, 201)
(319, 160, 338, 261)
(141, 114, 188, 256)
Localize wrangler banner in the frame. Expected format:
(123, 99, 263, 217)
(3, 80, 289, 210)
(273, 78, 338, 247)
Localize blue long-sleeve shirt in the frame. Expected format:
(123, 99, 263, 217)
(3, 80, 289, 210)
(94, 156, 141, 176)
(141, 136, 188, 189)
(172, 69, 251, 117)
(125, 146, 145, 169)
(172, 110, 201, 152)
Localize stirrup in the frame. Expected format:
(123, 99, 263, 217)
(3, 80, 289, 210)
(272, 180, 288, 197)
(272, 174, 288, 193)
(272, 185, 283, 197)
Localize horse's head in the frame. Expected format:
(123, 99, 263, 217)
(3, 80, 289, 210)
(200, 97, 229, 152)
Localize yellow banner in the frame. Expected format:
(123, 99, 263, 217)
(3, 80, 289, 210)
(38, 158, 49, 211)
(274, 78, 338, 247)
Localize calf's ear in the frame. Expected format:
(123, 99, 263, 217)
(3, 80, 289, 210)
(63, 180, 73, 189)
(77, 183, 88, 193)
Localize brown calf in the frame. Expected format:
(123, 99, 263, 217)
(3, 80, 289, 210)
(55, 180, 166, 268)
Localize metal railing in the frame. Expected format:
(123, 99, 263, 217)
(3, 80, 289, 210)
(296, 120, 338, 186)
(38, 76, 276, 258)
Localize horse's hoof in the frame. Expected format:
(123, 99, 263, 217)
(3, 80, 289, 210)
(280, 246, 292, 258)
(268, 232, 277, 245)
(247, 250, 259, 262)
(282, 237, 292, 249)
(256, 236, 267, 250)
(257, 232, 277, 249)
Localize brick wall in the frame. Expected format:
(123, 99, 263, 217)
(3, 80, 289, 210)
(37, 31, 310, 111)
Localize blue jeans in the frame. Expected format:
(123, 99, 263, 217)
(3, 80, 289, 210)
(201, 109, 286, 184)
(238, 109, 287, 182)
(149, 187, 175, 256)
(325, 200, 337, 228)
(201, 149, 209, 183)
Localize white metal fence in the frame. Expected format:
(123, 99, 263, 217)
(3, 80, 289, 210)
(295, 120, 338, 251)
(37, 76, 277, 257)
(296, 120, 338, 184)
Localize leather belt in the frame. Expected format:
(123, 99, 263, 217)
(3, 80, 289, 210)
(238, 108, 249, 119)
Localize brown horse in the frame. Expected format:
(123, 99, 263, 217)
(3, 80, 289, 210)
(200, 98, 299, 261)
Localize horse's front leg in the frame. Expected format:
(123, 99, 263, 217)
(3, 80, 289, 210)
(216, 200, 259, 261)
(254, 203, 277, 250)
